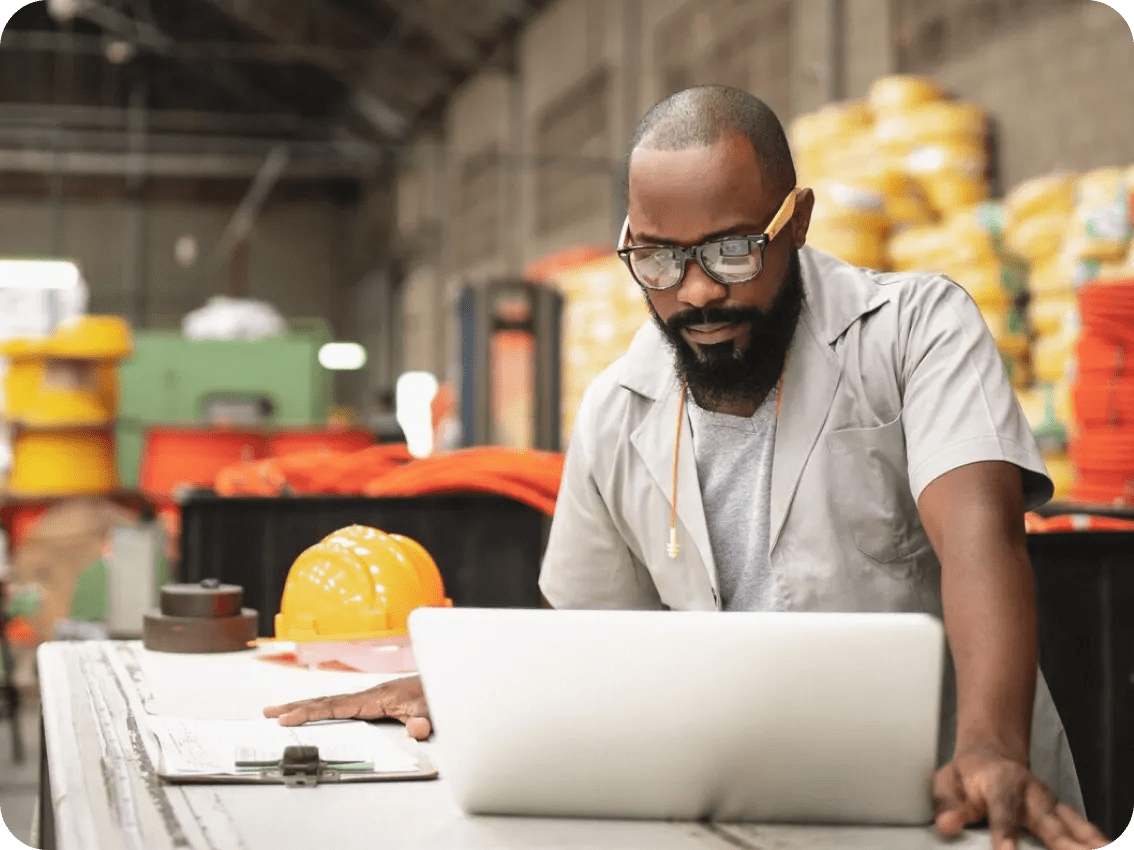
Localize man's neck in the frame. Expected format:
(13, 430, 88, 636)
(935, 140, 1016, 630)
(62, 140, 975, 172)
(689, 387, 768, 418)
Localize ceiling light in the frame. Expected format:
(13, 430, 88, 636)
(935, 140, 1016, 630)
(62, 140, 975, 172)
(318, 342, 367, 371)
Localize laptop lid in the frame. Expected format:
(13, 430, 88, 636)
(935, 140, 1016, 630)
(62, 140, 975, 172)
(409, 608, 945, 825)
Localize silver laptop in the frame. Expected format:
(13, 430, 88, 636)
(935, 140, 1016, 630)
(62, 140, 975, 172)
(408, 607, 945, 825)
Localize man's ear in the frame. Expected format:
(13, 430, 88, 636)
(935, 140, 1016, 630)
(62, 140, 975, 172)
(790, 188, 814, 248)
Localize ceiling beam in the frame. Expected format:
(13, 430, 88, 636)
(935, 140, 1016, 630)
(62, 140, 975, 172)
(67, 1, 321, 132)
(0, 28, 416, 66)
(0, 147, 374, 179)
(200, 0, 456, 135)
(374, 0, 482, 66)
(0, 102, 308, 136)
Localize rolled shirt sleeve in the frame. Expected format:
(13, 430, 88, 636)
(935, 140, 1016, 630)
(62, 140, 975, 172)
(900, 276, 1053, 510)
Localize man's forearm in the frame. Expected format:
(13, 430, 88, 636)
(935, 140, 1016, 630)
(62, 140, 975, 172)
(941, 535, 1037, 761)
(917, 462, 1038, 763)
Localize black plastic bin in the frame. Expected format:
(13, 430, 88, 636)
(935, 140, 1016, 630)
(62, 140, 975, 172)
(1029, 531, 1134, 840)
(178, 492, 551, 638)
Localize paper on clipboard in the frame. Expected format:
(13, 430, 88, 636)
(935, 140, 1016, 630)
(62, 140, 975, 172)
(145, 716, 422, 778)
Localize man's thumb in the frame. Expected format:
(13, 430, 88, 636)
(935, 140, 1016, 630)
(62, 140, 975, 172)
(405, 716, 432, 740)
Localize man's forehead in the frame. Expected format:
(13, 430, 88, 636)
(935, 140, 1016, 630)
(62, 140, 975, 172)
(628, 133, 770, 197)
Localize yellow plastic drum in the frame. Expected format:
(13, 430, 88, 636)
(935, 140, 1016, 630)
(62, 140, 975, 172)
(18, 360, 113, 427)
(7, 429, 117, 496)
(1, 339, 46, 420)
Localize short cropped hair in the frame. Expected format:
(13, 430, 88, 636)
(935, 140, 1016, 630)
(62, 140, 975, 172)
(628, 85, 796, 195)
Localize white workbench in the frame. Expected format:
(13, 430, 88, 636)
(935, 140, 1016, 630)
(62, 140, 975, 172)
(36, 641, 1007, 850)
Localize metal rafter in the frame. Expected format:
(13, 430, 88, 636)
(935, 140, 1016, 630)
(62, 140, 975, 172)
(199, 0, 457, 133)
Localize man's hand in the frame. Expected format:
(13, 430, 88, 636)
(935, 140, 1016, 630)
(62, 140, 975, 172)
(934, 745, 1109, 850)
(263, 675, 432, 740)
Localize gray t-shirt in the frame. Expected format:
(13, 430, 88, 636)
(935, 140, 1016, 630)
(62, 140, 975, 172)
(687, 388, 783, 612)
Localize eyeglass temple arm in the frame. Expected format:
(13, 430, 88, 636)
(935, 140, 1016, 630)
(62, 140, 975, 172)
(764, 188, 801, 243)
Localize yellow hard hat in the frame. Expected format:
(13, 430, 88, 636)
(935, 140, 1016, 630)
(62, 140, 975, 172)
(274, 525, 451, 643)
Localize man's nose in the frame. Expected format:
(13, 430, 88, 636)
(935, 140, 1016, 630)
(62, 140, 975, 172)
(676, 260, 729, 310)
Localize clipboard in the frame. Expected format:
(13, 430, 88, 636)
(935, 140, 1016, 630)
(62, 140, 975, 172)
(160, 745, 439, 786)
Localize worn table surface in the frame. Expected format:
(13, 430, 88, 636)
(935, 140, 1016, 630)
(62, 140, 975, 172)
(36, 641, 1011, 850)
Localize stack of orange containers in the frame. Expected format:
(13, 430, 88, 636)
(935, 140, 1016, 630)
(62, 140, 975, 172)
(1069, 278, 1134, 505)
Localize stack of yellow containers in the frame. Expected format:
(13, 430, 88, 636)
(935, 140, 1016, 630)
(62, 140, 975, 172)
(789, 100, 890, 269)
(870, 76, 990, 219)
(1010, 166, 1134, 498)
(1, 316, 133, 496)
(1007, 173, 1081, 496)
(1006, 172, 1079, 384)
(788, 76, 991, 272)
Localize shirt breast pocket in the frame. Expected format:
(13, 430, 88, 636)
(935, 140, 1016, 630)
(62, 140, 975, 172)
(824, 414, 932, 568)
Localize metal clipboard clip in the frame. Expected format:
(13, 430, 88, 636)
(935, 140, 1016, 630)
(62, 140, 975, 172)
(219, 745, 437, 787)
(248, 745, 344, 787)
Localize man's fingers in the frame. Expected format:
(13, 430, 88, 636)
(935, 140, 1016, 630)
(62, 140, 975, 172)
(986, 777, 1026, 850)
(1018, 779, 1109, 850)
(1052, 802, 1109, 849)
(264, 694, 377, 726)
(263, 701, 300, 718)
(933, 766, 979, 837)
(404, 717, 432, 740)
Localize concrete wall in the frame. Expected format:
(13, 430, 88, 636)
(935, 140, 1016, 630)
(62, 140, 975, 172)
(0, 197, 353, 330)
(920, 1, 1134, 189)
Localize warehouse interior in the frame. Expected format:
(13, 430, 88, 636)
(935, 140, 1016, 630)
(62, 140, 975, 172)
(1, 0, 1133, 847)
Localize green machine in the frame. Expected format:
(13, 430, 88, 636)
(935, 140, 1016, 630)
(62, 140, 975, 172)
(115, 320, 334, 488)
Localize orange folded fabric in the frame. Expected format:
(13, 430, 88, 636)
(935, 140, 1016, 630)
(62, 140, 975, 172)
(214, 444, 565, 516)
(1025, 511, 1134, 533)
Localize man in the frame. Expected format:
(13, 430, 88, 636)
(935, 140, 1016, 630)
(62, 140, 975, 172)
(266, 86, 1109, 850)
(368, 388, 407, 444)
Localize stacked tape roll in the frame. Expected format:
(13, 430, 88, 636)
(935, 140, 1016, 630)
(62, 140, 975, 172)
(1064, 166, 1132, 263)
(1068, 278, 1134, 505)
(867, 75, 946, 115)
(807, 179, 889, 269)
(789, 100, 873, 182)
(875, 100, 990, 218)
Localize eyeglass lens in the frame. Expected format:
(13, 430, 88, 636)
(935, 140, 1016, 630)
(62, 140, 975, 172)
(626, 237, 762, 289)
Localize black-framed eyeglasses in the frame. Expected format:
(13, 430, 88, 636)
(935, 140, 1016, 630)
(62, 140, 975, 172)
(616, 188, 801, 291)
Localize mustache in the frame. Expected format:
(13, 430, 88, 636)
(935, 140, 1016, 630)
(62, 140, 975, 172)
(666, 306, 768, 333)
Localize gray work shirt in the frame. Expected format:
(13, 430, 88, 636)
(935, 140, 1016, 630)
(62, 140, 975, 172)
(539, 246, 1084, 812)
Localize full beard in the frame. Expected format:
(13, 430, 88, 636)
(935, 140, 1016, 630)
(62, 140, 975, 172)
(648, 248, 805, 411)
